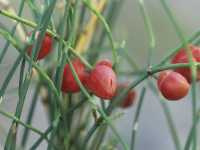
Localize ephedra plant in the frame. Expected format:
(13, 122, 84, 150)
(0, 0, 200, 150)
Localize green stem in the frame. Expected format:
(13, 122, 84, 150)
(184, 109, 200, 150)
(130, 87, 146, 150)
(159, 30, 200, 66)
(138, 0, 155, 66)
(148, 81, 181, 150)
(0, 109, 51, 145)
(83, 0, 118, 69)
(26, 0, 41, 20)
(0, 54, 22, 97)
(21, 84, 40, 147)
(30, 126, 52, 150)
(0, 0, 26, 64)
(160, 99, 181, 150)
(91, 125, 108, 150)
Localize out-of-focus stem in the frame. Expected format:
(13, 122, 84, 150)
(0, 0, 26, 41)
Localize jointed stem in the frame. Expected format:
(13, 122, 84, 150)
(0, 109, 58, 149)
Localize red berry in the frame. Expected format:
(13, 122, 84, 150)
(96, 59, 112, 68)
(171, 45, 200, 82)
(157, 70, 190, 101)
(27, 33, 53, 60)
(115, 83, 136, 108)
(61, 59, 86, 93)
(84, 65, 117, 99)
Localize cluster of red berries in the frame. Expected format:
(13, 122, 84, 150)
(26, 33, 136, 108)
(28, 33, 200, 106)
(157, 45, 200, 101)
(61, 59, 136, 108)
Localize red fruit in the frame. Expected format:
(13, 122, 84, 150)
(84, 65, 117, 99)
(115, 83, 136, 108)
(61, 59, 86, 93)
(96, 59, 112, 68)
(171, 45, 200, 82)
(27, 33, 53, 60)
(157, 70, 190, 100)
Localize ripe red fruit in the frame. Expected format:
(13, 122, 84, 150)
(27, 33, 53, 60)
(84, 65, 117, 99)
(61, 59, 86, 93)
(157, 70, 190, 100)
(115, 83, 136, 108)
(96, 59, 112, 68)
(171, 45, 200, 82)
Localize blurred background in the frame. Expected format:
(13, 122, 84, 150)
(0, 0, 200, 149)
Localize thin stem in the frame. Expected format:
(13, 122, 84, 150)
(0, 54, 22, 98)
(21, 84, 40, 147)
(130, 87, 146, 150)
(83, 0, 118, 69)
(120, 49, 139, 71)
(26, 0, 41, 21)
(66, 99, 87, 114)
(148, 81, 181, 150)
(160, 98, 181, 150)
(83, 123, 99, 149)
(90, 125, 108, 150)
(155, 29, 200, 67)
(138, 0, 156, 66)
(0, 0, 26, 63)
(30, 126, 53, 150)
(184, 108, 200, 150)
(54, 1, 71, 90)
(0, 109, 51, 144)
(4, 63, 32, 150)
